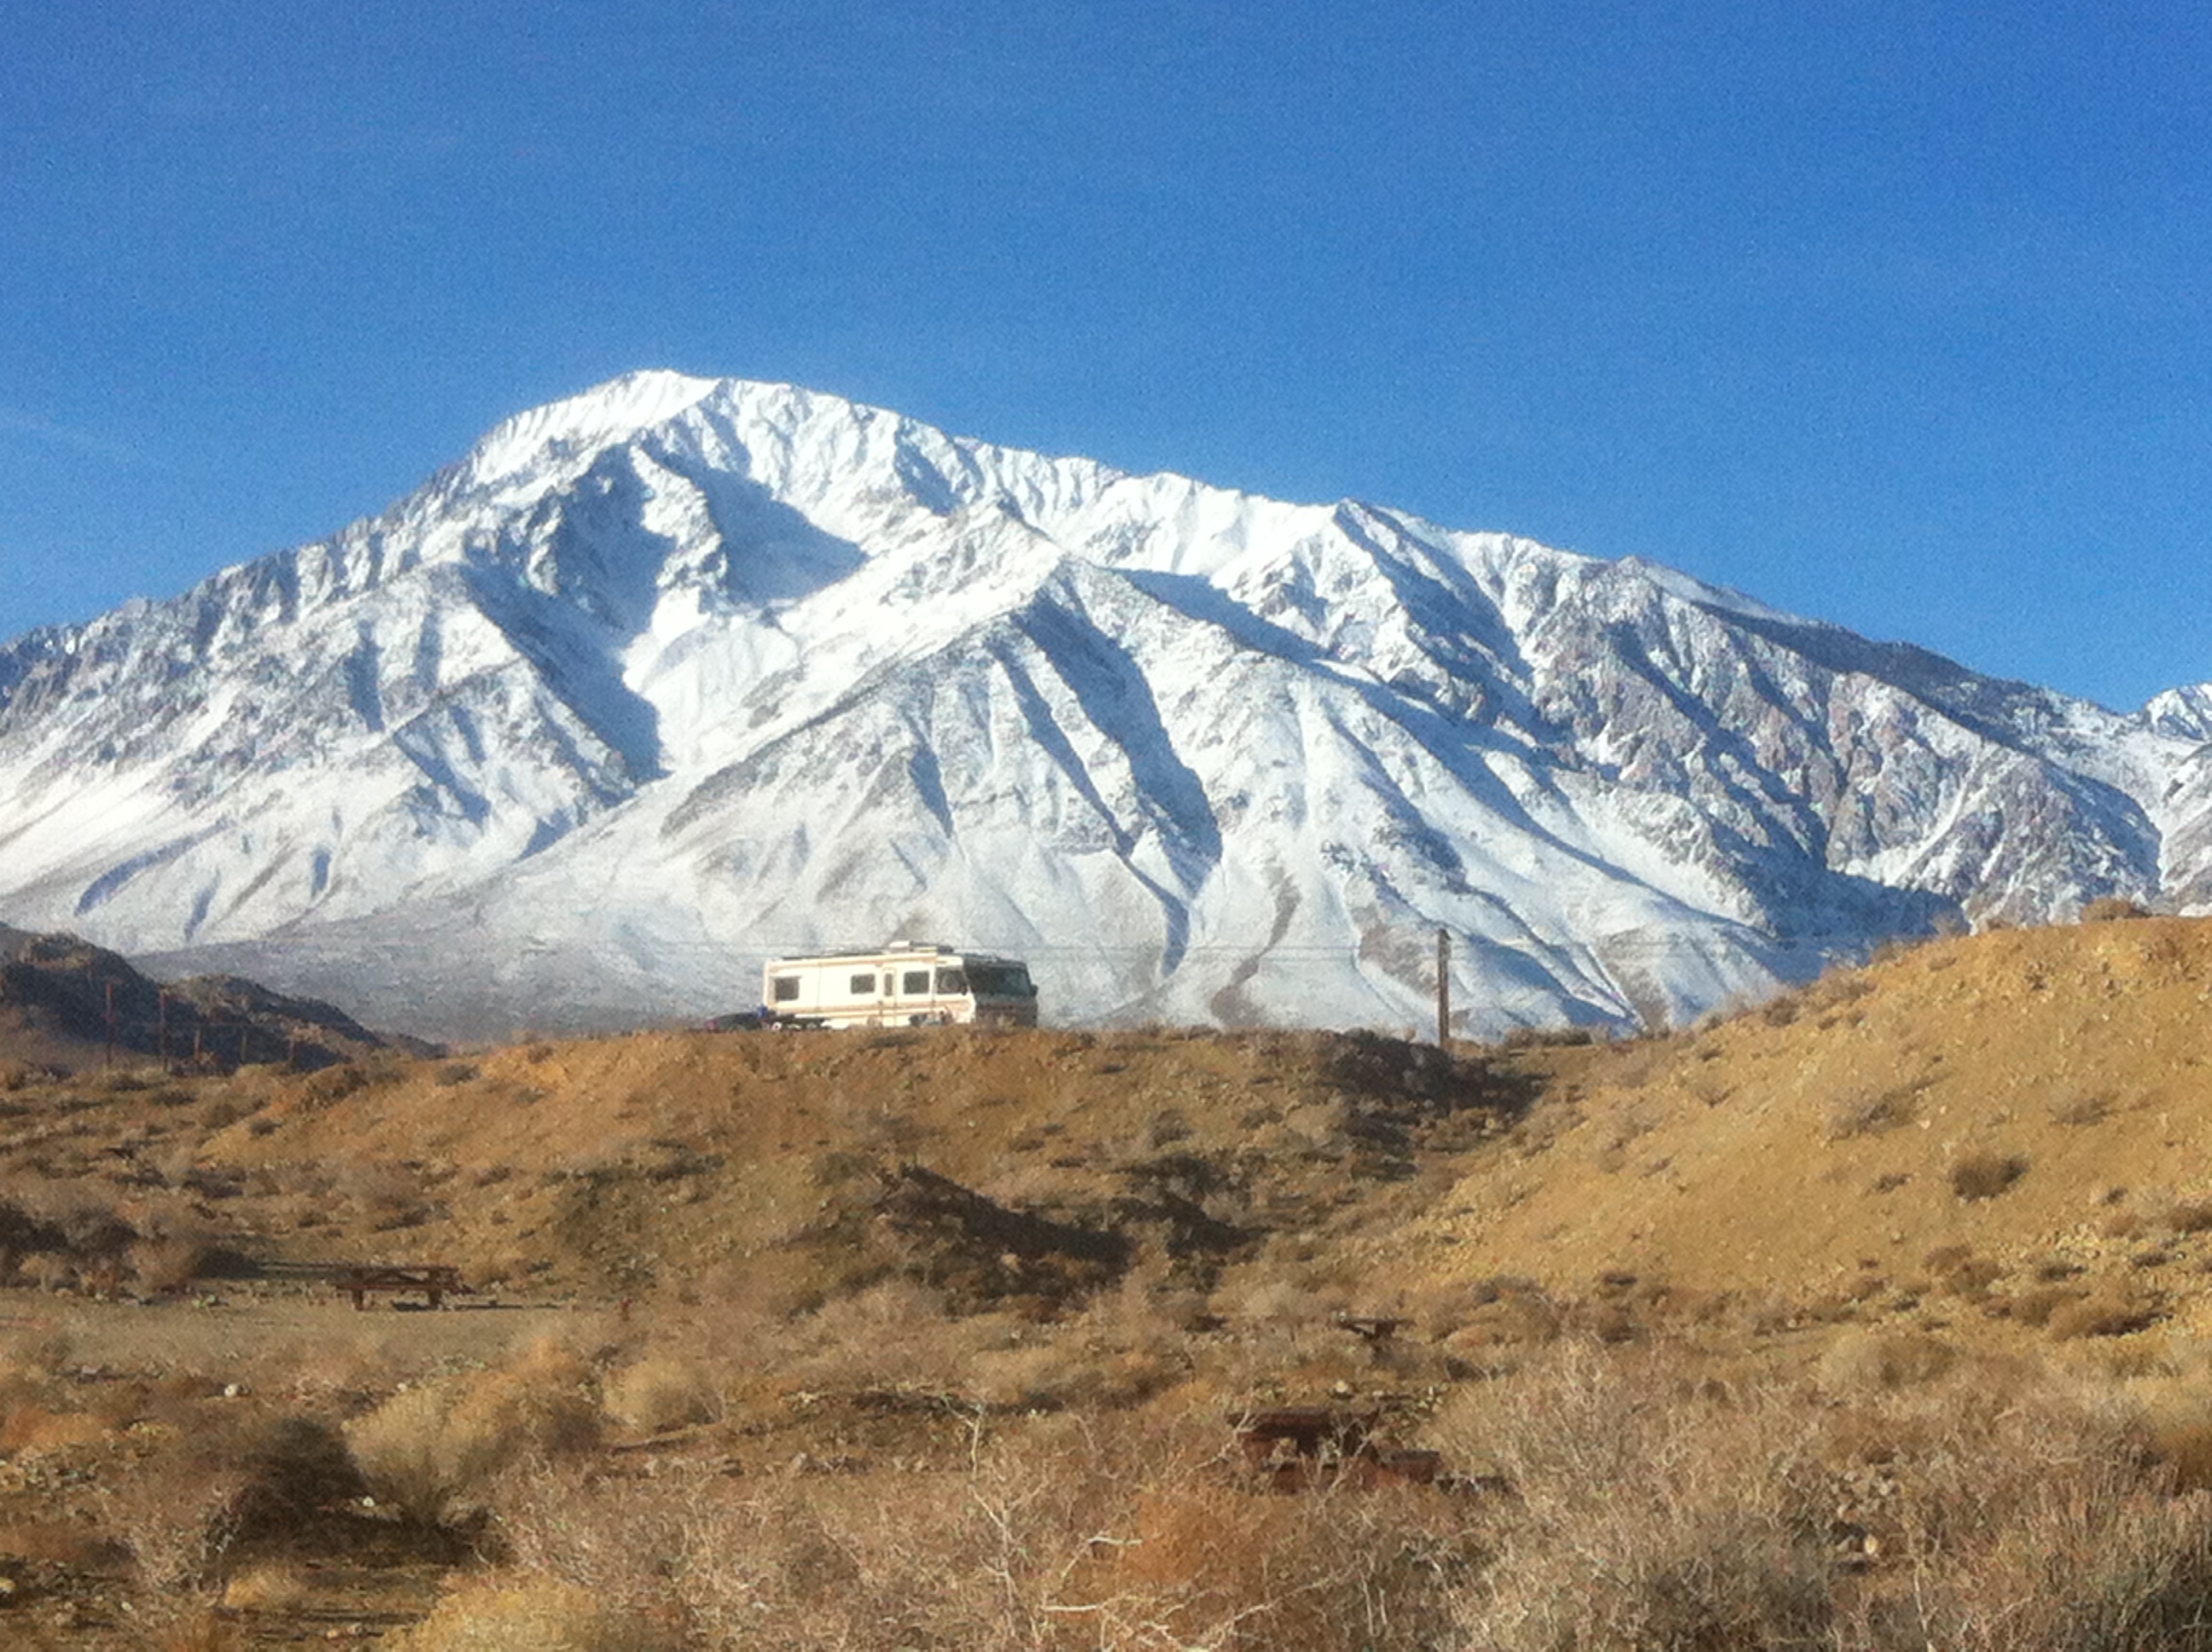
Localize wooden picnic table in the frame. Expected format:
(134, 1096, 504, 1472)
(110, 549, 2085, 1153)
(330, 1264, 467, 1310)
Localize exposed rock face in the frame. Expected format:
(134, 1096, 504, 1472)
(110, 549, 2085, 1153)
(0, 372, 2203, 1038)
(0, 926, 393, 1072)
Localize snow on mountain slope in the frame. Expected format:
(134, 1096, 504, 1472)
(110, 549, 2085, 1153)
(0, 372, 2203, 1039)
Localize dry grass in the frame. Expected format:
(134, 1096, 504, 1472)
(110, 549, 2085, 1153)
(94, 1450, 253, 1593)
(1817, 1329, 1959, 1393)
(601, 1354, 721, 1434)
(346, 1341, 601, 1527)
(1434, 1345, 1837, 1649)
(2049, 1092, 2110, 1126)
(220, 1558, 312, 1613)
(490, 1408, 1467, 1651)
(1422, 1339, 2212, 1652)
(127, 1230, 218, 1293)
(89, 1407, 362, 1598)
(2046, 1286, 2163, 1341)
(388, 1576, 674, 1650)
(39, 1319, 2212, 1649)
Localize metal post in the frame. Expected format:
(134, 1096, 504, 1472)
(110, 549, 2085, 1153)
(1436, 928, 1450, 1046)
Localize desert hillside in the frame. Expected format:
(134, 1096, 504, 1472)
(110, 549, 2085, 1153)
(2, 916, 2212, 1645)
(1390, 916, 2212, 1342)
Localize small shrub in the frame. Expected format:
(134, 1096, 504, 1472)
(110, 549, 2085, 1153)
(346, 1345, 600, 1527)
(1923, 1452, 2212, 1649)
(1501, 1025, 1597, 1048)
(2140, 1392, 2212, 1492)
(2048, 1093, 2109, 1127)
(1932, 1256, 2005, 1294)
(809, 1149, 873, 1189)
(1952, 1150, 2029, 1201)
(96, 1455, 250, 1594)
(336, 1161, 432, 1230)
(387, 1576, 672, 1651)
(1435, 1347, 1837, 1652)
(128, 1233, 217, 1294)
(301, 1063, 372, 1105)
(1827, 1085, 1917, 1140)
(1145, 1108, 1193, 1148)
(2081, 896, 2153, 922)
(2046, 1288, 2161, 1341)
(602, 1357, 720, 1434)
(221, 1560, 311, 1614)
(1818, 1330, 1958, 1393)
(2005, 1285, 2082, 1329)
(2162, 1199, 2212, 1236)
(143, 1605, 242, 1650)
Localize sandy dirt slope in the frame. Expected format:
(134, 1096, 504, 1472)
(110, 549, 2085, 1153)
(1383, 917, 2212, 1341)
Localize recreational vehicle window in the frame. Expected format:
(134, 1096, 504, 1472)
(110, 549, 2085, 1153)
(935, 968, 966, 993)
(848, 973, 875, 994)
(902, 971, 931, 994)
(771, 976, 799, 1002)
(966, 961, 1033, 998)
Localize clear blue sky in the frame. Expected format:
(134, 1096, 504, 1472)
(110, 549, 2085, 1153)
(3, 2, 2206, 709)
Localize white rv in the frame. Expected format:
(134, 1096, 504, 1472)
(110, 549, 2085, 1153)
(761, 943, 1039, 1029)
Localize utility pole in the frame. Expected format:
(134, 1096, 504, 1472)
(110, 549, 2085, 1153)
(1435, 928, 1451, 1047)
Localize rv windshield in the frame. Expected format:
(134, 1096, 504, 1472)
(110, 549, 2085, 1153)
(964, 962, 1035, 999)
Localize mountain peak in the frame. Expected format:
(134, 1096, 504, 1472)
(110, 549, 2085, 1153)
(2, 375, 2209, 1041)
(457, 369, 725, 492)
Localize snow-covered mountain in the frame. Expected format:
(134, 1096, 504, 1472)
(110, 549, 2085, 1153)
(1, 371, 2204, 1039)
